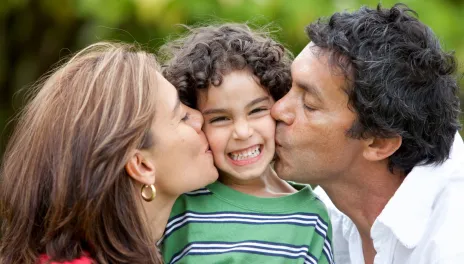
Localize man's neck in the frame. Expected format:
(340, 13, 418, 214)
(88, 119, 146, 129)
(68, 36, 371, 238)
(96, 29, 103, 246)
(321, 162, 405, 264)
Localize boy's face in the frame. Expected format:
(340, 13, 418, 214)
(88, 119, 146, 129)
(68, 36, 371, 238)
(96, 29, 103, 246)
(198, 70, 276, 183)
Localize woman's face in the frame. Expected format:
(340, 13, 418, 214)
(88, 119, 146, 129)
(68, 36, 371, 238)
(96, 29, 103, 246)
(148, 72, 218, 196)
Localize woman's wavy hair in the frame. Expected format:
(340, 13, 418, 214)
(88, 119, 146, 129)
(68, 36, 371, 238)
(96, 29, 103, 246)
(307, 4, 461, 173)
(159, 23, 293, 108)
(0, 42, 161, 263)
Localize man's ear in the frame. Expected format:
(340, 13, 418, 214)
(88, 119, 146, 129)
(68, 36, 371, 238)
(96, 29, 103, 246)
(363, 135, 402, 162)
(125, 151, 156, 186)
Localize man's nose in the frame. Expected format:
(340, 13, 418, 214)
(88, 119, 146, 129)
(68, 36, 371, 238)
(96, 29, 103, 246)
(271, 92, 295, 125)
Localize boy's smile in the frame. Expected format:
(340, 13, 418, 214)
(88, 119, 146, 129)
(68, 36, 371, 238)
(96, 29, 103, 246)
(228, 144, 263, 166)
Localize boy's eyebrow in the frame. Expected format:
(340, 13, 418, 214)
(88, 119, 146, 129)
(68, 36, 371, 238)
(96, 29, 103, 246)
(202, 96, 270, 116)
(202, 108, 227, 115)
(246, 96, 270, 108)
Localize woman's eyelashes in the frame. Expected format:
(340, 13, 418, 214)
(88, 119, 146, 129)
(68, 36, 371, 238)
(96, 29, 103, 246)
(181, 112, 190, 122)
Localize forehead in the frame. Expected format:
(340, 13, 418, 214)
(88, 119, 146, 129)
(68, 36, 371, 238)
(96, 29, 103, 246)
(292, 43, 326, 77)
(197, 71, 270, 108)
(153, 71, 178, 116)
(293, 44, 315, 70)
(292, 44, 349, 100)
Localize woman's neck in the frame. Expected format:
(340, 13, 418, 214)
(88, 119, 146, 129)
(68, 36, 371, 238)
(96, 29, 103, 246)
(143, 193, 177, 241)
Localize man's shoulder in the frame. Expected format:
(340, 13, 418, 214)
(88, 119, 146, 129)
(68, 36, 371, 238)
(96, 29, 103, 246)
(428, 179, 464, 238)
(399, 180, 464, 263)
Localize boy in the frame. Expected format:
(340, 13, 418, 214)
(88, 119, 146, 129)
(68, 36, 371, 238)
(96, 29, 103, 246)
(159, 24, 333, 264)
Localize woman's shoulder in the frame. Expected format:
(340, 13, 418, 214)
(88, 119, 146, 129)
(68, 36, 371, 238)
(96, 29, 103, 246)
(38, 254, 94, 264)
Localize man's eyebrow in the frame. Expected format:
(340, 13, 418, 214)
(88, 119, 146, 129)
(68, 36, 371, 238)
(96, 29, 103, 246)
(296, 80, 323, 102)
(202, 96, 270, 116)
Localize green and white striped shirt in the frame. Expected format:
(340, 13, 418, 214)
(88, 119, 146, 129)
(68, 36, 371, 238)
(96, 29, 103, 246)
(160, 181, 334, 264)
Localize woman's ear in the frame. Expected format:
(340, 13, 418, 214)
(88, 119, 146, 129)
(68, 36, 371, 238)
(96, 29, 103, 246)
(363, 135, 402, 162)
(125, 151, 156, 186)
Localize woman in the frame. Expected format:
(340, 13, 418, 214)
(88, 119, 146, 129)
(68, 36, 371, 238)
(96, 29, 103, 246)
(0, 42, 218, 263)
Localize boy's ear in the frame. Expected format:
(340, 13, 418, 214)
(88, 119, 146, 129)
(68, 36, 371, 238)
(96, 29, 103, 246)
(363, 135, 402, 162)
(125, 151, 156, 186)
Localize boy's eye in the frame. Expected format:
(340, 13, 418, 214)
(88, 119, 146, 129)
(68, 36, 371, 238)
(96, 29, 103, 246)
(249, 108, 267, 114)
(209, 116, 229, 123)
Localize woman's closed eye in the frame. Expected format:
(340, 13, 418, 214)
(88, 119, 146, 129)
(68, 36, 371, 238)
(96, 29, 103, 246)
(181, 112, 190, 122)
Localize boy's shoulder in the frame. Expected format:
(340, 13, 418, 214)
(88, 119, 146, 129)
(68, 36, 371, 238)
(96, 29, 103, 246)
(287, 181, 330, 212)
(170, 187, 215, 214)
(170, 182, 330, 221)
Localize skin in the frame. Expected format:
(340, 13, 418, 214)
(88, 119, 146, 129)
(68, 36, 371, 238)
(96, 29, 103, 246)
(271, 43, 365, 185)
(147, 72, 218, 197)
(126, 71, 219, 240)
(271, 43, 404, 264)
(198, 70, 295, 197)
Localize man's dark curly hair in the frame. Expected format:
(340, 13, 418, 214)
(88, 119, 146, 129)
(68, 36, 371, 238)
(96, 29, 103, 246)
(307, 4, 461, 173)
(160, 23, 292, 109)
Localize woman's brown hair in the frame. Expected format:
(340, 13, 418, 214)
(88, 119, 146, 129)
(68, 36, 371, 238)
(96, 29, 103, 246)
(0, 42, 161, 263)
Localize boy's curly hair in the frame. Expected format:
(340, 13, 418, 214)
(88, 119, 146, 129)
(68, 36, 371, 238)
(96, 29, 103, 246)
(160, 23, 293, 108)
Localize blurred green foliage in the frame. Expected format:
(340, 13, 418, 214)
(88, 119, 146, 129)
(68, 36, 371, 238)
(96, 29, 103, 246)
(0, 0, 463, 155)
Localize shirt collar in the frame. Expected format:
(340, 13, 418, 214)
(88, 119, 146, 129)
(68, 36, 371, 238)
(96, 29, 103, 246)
(372, 132, 464, 248)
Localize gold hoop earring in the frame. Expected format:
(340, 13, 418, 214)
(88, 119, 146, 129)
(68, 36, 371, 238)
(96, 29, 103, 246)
(141, 184, 156, 202)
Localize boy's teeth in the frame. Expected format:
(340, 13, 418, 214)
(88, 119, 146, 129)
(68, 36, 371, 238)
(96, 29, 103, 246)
(230, 146, 261, 160)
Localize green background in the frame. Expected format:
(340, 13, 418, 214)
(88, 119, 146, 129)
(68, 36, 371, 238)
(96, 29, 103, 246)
(1, 0, 463, 156)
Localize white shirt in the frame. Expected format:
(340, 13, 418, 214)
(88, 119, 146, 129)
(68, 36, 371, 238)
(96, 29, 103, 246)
(315, 133, 464, 264)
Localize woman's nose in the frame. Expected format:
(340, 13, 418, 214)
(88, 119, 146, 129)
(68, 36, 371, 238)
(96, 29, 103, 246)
(186, 106, 204, 133)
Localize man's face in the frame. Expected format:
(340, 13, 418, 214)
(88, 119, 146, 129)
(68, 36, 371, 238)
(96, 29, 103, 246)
(271, 43, 364, 185)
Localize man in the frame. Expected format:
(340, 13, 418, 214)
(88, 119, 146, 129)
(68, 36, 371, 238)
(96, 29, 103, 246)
(271, 3, 463, 264)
